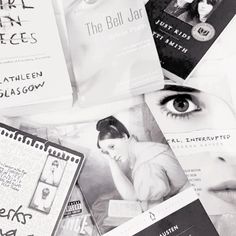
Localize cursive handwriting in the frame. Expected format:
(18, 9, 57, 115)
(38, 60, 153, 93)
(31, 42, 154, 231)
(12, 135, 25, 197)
(0, 205, 32, 225)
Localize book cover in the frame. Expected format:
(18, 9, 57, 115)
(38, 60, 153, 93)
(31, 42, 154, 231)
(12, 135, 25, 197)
(145, 81, 236, 216)
(34, 101, 219, 236)
(0, 0, 73, 116)
(65, 0, 164, 106)
(145, 0, 236, 82)
(145, 24, 236, 233)
(133, 200, 217, 236)
(0, 123, 84, 235)
(58, 185, 99, 236)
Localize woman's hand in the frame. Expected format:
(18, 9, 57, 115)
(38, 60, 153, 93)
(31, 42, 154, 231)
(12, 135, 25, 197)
(107, 158, 137, 201)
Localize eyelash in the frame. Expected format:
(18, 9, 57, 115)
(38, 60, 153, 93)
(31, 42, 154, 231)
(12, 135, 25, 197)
(158, 94, 202, 119)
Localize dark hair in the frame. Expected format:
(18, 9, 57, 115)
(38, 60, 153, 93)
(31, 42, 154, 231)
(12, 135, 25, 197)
(52, 160, 59, 167)
(188, 0, 218, 20)
(96, 116, 130, 148)
(42, 188, 50, 195)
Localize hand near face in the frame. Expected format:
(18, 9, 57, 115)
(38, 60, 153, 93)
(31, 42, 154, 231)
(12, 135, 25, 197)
(99, 137, 130, 163)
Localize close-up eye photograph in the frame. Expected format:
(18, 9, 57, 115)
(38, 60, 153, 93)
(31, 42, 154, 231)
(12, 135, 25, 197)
(146, 83, 236, 133)
(0, 0, 235, 236)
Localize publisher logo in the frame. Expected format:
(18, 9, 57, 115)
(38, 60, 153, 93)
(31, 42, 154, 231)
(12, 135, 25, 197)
(191, 23, 215, 42)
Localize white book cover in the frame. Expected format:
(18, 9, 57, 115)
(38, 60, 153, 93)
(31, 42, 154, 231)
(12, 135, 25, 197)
(0, 0, 72, 116)
(65, 0, 164, 107)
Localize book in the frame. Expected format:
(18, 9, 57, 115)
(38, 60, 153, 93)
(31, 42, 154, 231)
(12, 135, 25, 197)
(133, 199, 217, 236)
(145, 0, 236, 82)
(0, 122, 84, 236)
(65, 0, 164, 107)
(76, 102, 219, 235)
(145, 20, 236, 233)
(58, 184, 99, 236)
(145, 79, 236, 216)
(0, 0, 73, 116)
(35, 101, 219, 235)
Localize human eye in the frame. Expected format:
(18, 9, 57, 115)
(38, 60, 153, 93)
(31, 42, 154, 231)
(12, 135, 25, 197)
(108, 144, 115, 150)
(77, 0, 100, 9)
(158, 94, 202, 119)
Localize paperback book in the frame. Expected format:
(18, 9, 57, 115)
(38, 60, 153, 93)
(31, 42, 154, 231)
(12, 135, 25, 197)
(0, 123, 84, 235)
(145, 80, 236, 216)
(145, 0, 236, 82)
(65, 0, 164, 106)
(0, 0, 73, 116)
(58, 185, 99, 236)
(145, 23, 236, 233)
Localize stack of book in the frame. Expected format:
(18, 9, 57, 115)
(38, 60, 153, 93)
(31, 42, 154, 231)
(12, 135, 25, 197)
(0, 0, 235, 235)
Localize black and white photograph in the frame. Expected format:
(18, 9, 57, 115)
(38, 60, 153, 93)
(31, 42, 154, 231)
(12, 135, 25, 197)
(0, 0, 236, 235)
(44, 103, 190, 234)
(64, 0, 164, 106)
(40, 155, 67, 187)
(165, 0, 222, 26)
(177, 151, 236, 215)
(30, 182, 57, 214)
(145, 0, 235, 81)
(144, 52, 236, 232)
(145, 83, 236, 134)
(6, 99, 220, 236)
(165, 0, 195, 18)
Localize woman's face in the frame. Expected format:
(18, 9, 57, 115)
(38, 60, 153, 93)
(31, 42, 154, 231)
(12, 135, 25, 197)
(198, 0, 214, 18)
(200, 152, 236, 212)
(42, 188, 50, 199)
(148, 85, 236, 133)
(50, 162, 59, 173)
(147, 85, 236, 213)
(98, 137, 130, 165)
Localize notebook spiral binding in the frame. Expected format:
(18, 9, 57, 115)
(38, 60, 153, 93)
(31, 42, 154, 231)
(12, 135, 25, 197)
(0, 125, 80, 163)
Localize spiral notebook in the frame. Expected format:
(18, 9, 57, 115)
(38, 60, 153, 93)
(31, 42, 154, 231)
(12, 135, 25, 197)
(0, 123, 84, 236)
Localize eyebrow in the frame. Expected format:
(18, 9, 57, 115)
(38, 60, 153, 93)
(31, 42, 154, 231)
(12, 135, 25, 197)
(162, 85, 200, 93)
